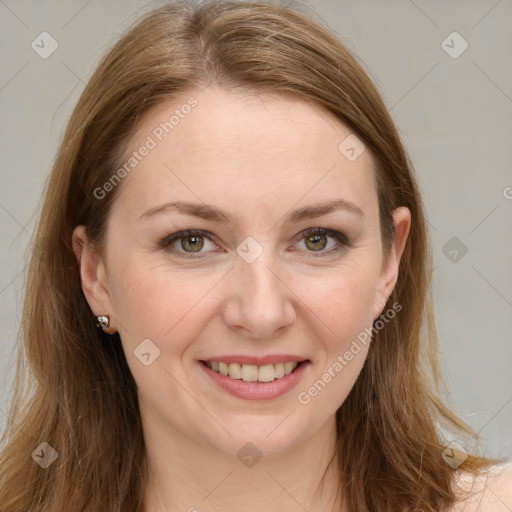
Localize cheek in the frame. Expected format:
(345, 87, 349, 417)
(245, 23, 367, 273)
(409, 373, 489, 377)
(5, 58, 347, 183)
(294, 260, 380, 336)
(294, 265, 377, 413)
(108, 256, 223, 347)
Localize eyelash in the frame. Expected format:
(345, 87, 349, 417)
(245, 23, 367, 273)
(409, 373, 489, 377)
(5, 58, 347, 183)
(159, 228, 351, 260)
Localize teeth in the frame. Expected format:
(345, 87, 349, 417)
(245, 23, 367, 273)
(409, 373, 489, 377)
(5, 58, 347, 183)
(284, 362, 296, 374)
(258, 364, 275, 383)
(241, 364, 258, 382)
(229, 363, 242, 379)
(205, 360, 300, 382)
(274, 362, 285, 378)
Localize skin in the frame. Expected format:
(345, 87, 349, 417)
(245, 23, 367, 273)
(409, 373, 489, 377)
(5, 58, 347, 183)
(73, 86, 411, 512)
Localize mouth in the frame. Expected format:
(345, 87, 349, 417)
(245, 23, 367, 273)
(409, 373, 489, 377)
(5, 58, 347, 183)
(198, 358, 310, 401)
(199, 359, 308, 383)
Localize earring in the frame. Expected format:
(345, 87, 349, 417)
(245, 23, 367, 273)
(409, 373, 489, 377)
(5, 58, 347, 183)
(95, 315, 110, 329)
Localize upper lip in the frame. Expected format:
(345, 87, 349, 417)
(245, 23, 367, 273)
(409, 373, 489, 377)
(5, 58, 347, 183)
(200, 354, 309, 365)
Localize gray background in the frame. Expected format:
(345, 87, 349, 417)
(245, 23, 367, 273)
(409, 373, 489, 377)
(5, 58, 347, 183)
(1, 0, 511, 459)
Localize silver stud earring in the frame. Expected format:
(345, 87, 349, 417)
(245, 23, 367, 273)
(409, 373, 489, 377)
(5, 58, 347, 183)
(95, 315, 110, 329)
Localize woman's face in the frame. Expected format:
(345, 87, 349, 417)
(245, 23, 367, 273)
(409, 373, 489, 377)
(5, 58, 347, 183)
(74, 86, 410, 457)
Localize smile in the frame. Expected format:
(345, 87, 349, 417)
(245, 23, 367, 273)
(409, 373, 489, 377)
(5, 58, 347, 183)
(199, 359, 310, 401)
(203, 360, 300, 382)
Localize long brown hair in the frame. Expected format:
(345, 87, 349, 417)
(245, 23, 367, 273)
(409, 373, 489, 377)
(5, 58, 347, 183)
(0, 1, 505, 511)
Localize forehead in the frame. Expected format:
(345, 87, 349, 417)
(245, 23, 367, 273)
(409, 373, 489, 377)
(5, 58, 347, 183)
(112, 86, 378, 223)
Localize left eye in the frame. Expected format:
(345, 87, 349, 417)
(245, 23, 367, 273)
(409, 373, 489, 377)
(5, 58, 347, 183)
(161, 228, 349, 259)
(295, 228, 348, 254)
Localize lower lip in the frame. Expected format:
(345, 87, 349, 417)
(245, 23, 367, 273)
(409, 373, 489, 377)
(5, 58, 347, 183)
(199, 360, 310, 401)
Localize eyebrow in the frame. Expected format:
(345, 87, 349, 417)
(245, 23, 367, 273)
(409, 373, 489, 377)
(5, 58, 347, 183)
(139, 198, 364, 225)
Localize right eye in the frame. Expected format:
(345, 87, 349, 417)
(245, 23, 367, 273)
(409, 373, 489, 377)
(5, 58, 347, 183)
(160, 229, 220, 259)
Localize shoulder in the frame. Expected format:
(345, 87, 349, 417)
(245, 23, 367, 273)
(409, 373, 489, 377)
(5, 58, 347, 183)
(450, 460, 512, 512)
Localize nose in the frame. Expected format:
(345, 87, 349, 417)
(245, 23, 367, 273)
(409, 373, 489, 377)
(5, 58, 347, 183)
(220, 252, 296, 339)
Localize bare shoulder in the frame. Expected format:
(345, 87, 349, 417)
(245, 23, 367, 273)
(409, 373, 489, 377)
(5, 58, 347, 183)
(450, 460, 512, 512)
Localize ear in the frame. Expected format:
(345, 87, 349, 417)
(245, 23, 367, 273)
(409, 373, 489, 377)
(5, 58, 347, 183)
(72, 225, 117, 334)
(372, 206, 411, 319)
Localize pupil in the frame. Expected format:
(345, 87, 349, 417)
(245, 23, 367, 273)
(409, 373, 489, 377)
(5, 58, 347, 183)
(183, 236, 203, 252)
(307, 234, 326, 251)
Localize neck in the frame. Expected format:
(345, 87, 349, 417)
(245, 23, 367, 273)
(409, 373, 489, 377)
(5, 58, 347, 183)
(142, 415, 344, 512)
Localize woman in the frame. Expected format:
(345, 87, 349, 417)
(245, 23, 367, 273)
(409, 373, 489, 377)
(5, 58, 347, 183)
(0, 1, 510, 511)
